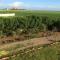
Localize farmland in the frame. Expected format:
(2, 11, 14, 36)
(0, 10, 60, 60)
(0, 10, 60, 16)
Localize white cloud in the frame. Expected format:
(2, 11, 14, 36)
(9, 2, 24, 8)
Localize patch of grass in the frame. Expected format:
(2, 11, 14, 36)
(8, 42, 60, 60)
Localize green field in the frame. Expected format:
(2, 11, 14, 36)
(0, 10, 60, 16)
(0, 10, 60, 60)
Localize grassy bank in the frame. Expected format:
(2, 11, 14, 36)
(9, 42, 59, 60)
(0, 42, 59, 60)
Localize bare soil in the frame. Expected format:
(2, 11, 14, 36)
(0, 32, 60, 50)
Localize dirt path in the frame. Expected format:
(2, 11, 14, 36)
(0, 32, 60, 50)
(0, 32, 60, 60)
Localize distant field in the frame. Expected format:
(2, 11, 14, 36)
(0, 10, 60, 16)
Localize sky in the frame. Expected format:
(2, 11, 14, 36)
(0, 0, 60, 10)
